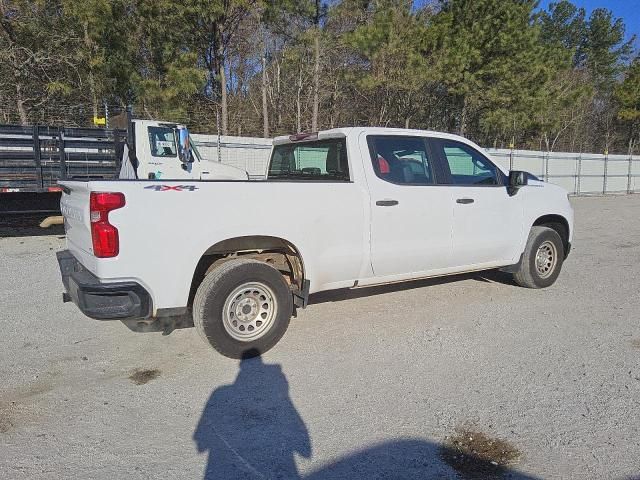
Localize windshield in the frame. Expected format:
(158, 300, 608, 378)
(190, 134, 203, 162)
(268, 138, 349, 181)
(148, 126, 177, 157)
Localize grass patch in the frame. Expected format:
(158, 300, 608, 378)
(440, 426, 521, 479)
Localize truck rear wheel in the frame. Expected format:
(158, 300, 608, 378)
(512, 226, 564, 289)
(193, 259, 293, 358)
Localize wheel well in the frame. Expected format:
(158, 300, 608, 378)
(188, 236, 305, 308)
(533, 215, 570, 255)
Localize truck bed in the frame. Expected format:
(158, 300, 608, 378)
(60, 178, 367, 313)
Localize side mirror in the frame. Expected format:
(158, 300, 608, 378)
(509, 170, 528, 187)
(177, 127, 194, 163)
(508, 170, 528, 195)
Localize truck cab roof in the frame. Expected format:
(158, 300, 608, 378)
(274, 127, 484, 145)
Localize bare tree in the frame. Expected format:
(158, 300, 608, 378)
(311, 0, 321, 131)
(262, 40, 270, 138)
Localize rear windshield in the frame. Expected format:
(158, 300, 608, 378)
(267, 138, 350, 181)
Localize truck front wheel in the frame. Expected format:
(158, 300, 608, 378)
(512, 226, 565, 289)
(193, 259, 293, 358)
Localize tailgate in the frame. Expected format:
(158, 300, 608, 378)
(59, 181, 93, 260)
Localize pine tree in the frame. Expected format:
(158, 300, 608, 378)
(427, 0, 552, 144)
(347, 0, 431, 128)
(615, 57, 640, 152)
(538, 0, 586, 66)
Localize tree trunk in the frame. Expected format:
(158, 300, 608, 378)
(83, 22, 98, 119)
(312, 25, 320, 131)
(15, 82, 28, 125)
(220, 58, 228, 136)
(296, 68, 303, 133)
(262, 50, 269, 138)
(330, 78, 339, 128)
(543, 133, 550, 152)
(2, 3, 27, 125)
(459, 97, 467, 136)
(276, 58, 282, 128)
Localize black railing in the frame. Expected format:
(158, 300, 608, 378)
(0, 124, 126, 192)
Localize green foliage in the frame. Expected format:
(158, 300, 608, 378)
(539, 0, 586, 64)
(0, 0, 84, 122)
(580, 8, 635, 91)
(346, 1, 431, 125)
(538, 2, 635, 91)
(349, 2, 427, 85)
(133, 53, 207, 121)
(616, 57, 640, 123)
(427, 0, 555, 138)
(0, 0, 637, 152)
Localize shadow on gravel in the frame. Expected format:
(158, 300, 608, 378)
(193, 352, 538, 479)
(474, 269, 517, 286)
(0, 192, 62, 237)
(308, 269, 515, 306)
(0, 214, 64, 238)
(194, 351, 311, 479)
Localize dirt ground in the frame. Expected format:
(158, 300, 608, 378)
(1, 195, 639, 479)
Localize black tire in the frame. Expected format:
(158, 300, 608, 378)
(193, 259, 293, 358)
(512, 226, 565, 289)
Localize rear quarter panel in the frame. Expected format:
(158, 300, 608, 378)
(82, 179, 368, 312)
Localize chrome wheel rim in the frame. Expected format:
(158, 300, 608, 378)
(535, 240, 557, 278)
(222, 282, 277, 342)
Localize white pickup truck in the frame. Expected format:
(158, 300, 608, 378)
(57, 127, 574, 358)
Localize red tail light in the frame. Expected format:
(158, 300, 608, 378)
(90, 192, 125, 258)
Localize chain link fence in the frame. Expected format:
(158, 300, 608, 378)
(487, 148, 639, 195)
(192, 134, 272, 180)
(192, 134, 639, 195)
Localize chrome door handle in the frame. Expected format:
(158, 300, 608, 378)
(456, 198, 474, 204)
(376, 199, 399, 206)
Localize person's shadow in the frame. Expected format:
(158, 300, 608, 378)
(194, 351, 539, 480)
(194, 350, 311, 479)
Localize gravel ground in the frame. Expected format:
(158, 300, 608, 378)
(1, 195, 639, 479)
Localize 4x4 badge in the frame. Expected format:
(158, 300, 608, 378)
(144, 185, 198, 192)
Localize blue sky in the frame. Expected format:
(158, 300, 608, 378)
(537, 0, 639, 48)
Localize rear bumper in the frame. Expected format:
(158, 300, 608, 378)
(57, 250, 152, 320)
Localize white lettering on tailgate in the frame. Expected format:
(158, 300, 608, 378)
(61, 204, 83, 222)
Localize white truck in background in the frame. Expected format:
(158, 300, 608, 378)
(119, 119, 248, 181)
(0, 115, 246, 227)
(56, 127, 574, 358)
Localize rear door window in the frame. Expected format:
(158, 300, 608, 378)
(367, 136, 435, 185)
